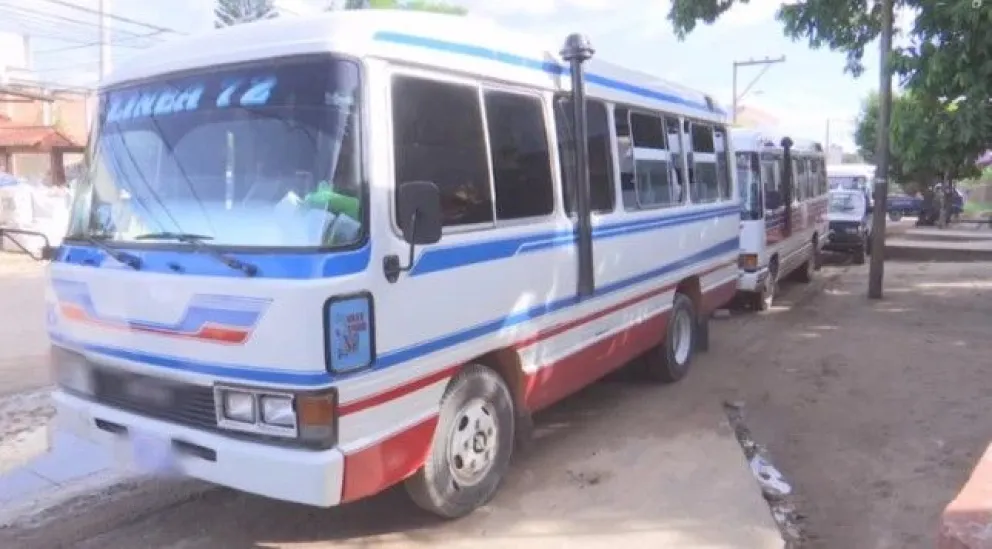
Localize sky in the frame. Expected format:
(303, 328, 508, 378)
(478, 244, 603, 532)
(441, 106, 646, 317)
(0, 0, 911, 151)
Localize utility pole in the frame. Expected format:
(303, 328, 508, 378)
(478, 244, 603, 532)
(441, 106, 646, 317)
(868, 0, 894, 299)
(732, 56, 785, 124)
(98, 0, 112, 79)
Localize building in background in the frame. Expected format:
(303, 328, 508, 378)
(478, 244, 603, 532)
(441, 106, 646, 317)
(1, 31, 87, 185)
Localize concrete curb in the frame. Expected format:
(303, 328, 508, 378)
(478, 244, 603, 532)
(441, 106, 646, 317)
(884, 240, 992, 263)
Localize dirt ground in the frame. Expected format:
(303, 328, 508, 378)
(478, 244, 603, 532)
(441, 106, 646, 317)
(1, 257, 990, 548)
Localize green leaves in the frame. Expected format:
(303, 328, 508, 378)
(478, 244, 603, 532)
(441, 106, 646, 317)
(671, 0, 992, 188)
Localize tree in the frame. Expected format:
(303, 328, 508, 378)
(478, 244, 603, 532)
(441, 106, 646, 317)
(855, 90, 983, 194)
(215, 0, 277, 27)
(333, 0, 466, 15)
(668, 0, 992, 174)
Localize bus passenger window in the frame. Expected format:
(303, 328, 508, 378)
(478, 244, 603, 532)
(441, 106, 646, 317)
(688, 122, 718, 203)
(630, 111, 676, 208)
(555, 95, 615, 214)
(714, 126, 732, 201)
(392, 76, 493, 228)
(795, 158, 808, 202)
(483, 90, 554, 220)
(614, 106, 637, 210)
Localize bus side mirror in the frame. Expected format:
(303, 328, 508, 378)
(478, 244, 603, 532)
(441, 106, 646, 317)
(0, 228, 57, 262)
(383, 181, 442, 283)
(397, 181, 442, 245)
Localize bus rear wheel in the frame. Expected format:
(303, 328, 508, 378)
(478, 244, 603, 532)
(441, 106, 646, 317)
(405, 364, 515, 519)
(641, 293, 696, 384)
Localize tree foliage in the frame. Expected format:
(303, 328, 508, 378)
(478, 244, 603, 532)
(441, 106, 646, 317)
(335, 0, 466, 15)
(668, 0, 992, 183)
(855, 90, 982, 193)
(214, 0, 276, 28)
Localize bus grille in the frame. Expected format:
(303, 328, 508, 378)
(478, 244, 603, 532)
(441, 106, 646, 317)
(91, 368, 218, 431)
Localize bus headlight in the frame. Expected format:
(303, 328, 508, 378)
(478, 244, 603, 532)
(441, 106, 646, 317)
(260, 395, 294, 427)
(213, 386, 336, 447)
(221, 391, 256, 423)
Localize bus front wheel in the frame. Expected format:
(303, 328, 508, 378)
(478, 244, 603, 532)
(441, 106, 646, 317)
(405, 364, 516, 519)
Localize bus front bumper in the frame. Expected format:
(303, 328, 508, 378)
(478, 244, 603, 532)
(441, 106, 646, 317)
(737, 267, 769, 293)
(52, 390, 345, 508)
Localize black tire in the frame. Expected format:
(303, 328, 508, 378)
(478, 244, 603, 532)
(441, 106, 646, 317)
(752, 264, 777, 311)
(889, 212, 903, 222)
(795, 245, 816, 283)
(865, 233, 873, 256)
(642, 293, 696, 384)
(853, 245, 866, 265)
(405, 364, 515, 519)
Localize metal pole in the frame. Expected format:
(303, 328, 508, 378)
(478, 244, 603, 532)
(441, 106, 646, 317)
(731, 56, 785, 125)
(561, 34, 595, 297)
(868, 0, 893, 300)
(732, 63, 738, 124)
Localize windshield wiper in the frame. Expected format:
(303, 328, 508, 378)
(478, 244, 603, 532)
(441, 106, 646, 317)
(134, 232, 258, 277)
(76, 235, 142, 270)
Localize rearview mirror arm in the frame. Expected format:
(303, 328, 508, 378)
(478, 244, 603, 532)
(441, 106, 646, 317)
(382, 211, 419, 284)
(0, 228, 54, 262)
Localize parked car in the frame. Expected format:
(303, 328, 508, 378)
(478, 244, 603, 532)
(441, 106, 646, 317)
(825, 189, 873, 264)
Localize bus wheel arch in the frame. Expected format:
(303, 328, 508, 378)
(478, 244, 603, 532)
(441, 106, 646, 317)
(405, 362, 516, 519)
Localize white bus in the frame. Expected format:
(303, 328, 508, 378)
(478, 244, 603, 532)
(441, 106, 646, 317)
(733, 129, 829, 310)
(32, 11, 740, 518)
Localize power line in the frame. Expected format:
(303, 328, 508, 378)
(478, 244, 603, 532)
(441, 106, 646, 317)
(34, 31, 165, 54)
(37, 0, 186, 35)
(0, 4, 148, 40)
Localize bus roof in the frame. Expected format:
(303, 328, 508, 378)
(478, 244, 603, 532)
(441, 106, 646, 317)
(103, 10, 727, 122)
(827, 163, 875, 177)
(730, 127, 824, 155)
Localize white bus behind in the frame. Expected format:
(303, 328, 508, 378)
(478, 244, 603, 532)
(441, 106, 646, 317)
(733, 129, 829, 310)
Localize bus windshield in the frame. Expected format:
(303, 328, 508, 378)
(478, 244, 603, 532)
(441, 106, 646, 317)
(68, 56, 364, 249)
(829, 175, 867, 192)
(829, 192, 862, 213)
(736, 152, 761, 220)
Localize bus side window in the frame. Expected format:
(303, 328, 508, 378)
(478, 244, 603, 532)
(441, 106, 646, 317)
(614, 106, 637, 210)
(688, 121, 718, 203)
(392, 75, 493, 228)
(714, 126, 732, 201)
(795, 158, 808, 202)
(630, 110, 676, 208)
(483, 90, 554, 221)
(555, 95, 615, 214)
(762, 156, 782, 211)
(665, 116, 684, 202)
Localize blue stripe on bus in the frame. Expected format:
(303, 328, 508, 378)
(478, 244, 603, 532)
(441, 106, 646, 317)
(50, 236, 739, 386)
(410, 205, 739, 276)
(372, 31, 727, 117)
(54, 206, 739, 279)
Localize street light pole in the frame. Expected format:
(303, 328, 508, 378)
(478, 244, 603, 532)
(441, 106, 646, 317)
(868, 0, 894, 300)
(732, 56, 785, 124)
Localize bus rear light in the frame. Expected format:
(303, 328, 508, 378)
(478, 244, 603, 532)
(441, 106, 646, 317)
(738, 253, 759, 271)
